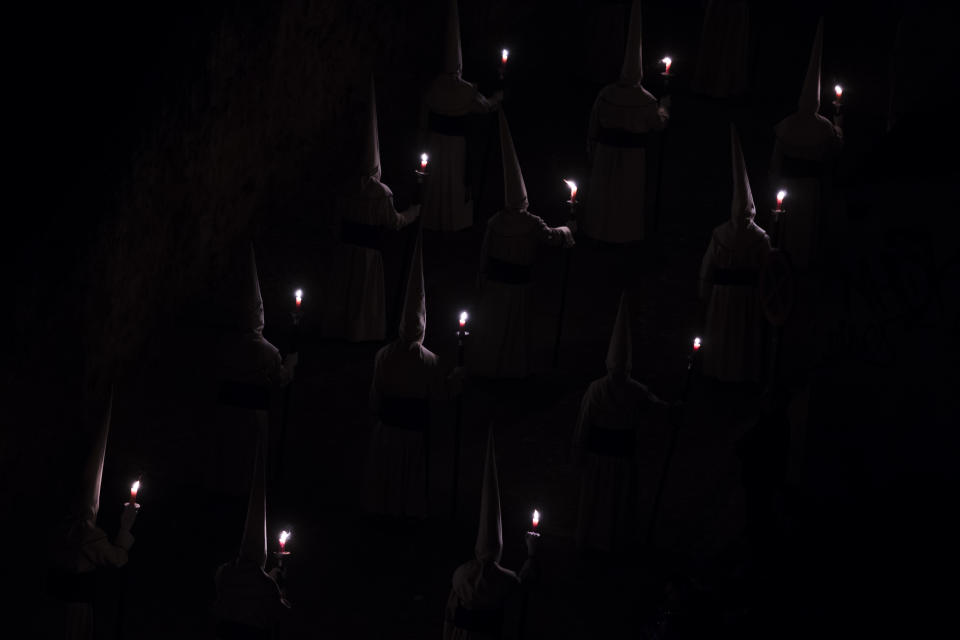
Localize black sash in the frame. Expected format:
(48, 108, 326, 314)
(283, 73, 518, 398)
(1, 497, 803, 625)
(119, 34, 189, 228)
(215, 618, 272, 640)
(584, 426, 636, 458)
(379, 395, 429, 431)
(428, 111, 470, 137)
(711, 268, 759, 286)
(453, 604, 504, 634)
(484, 256, 533, 285)
(46, 568, 96, 603)
(218, 380, 271, 411)
(596, 126, 650, 149)
(341, 219, 383, 250)
(780, 154, 825, 179)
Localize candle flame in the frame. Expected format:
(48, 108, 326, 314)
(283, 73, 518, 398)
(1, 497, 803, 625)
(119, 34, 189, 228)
(834, 84, 843, 99)
(532, 509, 540, 527)
(420, 152, 428, 164)
(279, 530, 291, 545)
(661, 56, 672, 73)
(693, 337, 702, 351)
(564, 179, 578, 200)
(502, 49, 509, 64)
(459, 311, 468, 327)
(295, 288, 303, 300)
(776, 190, 787, 207)
(131, 480, 140, 494)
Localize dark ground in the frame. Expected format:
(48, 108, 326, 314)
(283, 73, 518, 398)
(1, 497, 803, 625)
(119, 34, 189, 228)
(8, 1, 960, 638)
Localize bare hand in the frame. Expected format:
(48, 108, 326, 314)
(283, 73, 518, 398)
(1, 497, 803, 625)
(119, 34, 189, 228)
(120, 502, 138, 531)
(525, 531, 540, 557)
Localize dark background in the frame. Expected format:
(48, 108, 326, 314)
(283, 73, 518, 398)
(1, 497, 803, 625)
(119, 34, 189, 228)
(5, 0, 959, 637)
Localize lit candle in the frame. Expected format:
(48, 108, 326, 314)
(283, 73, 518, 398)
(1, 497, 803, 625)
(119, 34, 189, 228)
(532, 509, 540, 530)
(501, 49, 509, 66)
(130, 480, 140, 504)
(420, 152, 429, 172)
(279, 530, 291, 554)
(776, 189, 787, 211)
(294, 289, 303, 309)
(459, 311, 468, 329)
(661, 56, 672, 75)
(564, 179, 577, 203)
(693, 337, 701, 352)
(834, 84, 843, 101)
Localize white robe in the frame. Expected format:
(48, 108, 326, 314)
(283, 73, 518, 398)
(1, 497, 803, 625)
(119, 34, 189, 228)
(572, 375, 664, 552)
(321, 179, 418, 342)
(467, 210, 571, 378)
(585, 84, 667, 243)
(771, 113, 843, 271)
(699, 220, 771, 383)
(420, 75, 496, 231)
(692, 0, 751, 98)
(442, 558, 534, 640)
(364, 339, 444, 518)
(214, 560, 289, 635)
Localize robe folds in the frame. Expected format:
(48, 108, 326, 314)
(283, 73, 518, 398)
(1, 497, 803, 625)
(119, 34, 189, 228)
(584, 84, 667, 244)
(442, 558, 535, 640)
(699, 220, 771, 383)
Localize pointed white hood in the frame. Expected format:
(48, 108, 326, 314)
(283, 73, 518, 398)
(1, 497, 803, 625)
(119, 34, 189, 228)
(474, 428, 503, 564)
(398, 232, 426, 344)
(729, 124, 756, 227)
(73, 388, 113, 524)
(239, 434, 267, 568)
(605, 292, 632, 375)
(443, 0, 463, 76)
(241, 244, 265, 335)
(620, 0, 644, 86)
(498, 109, 529, 213)
(362, 76, 382, 186)
(798, 18, 824, 115)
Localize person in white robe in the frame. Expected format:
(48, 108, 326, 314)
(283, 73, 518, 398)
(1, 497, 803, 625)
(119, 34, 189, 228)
(364, 232, 463, 518)
(47, 390, 139, 640)
(583, 0, 669, 244)
(691, 0, 751, 99)
(214, 435, 290, 639)
(770, 18, 843, 272)
(208, 244, 297, 496)
(699, 125, 772, 383)
(467, 109, 575, 379)
(443, 429, 537, 640)
(571, 292, 669, 553)
(321, 78, 420, 342)
(420, 0, 502, 232)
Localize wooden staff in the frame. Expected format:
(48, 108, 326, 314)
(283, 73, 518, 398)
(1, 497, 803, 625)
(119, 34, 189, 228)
(275, 307, 301, 481)
(552, 190, 577, 368)
(450, 314, 469, 521)
(652, 72, 671, 234)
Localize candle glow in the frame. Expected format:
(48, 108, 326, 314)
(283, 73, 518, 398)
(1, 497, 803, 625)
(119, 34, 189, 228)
(661, 56, 672, 74)
(532, 509, 540, 529)
(295, 289, 303, 308)
(420, 152, 429, 171)
(279, 530, 291, 552)
(564, 179, 577, 202)
(130, 480, 140, 503)
(834, 84, 843, 100)
(459, 311, 468, 328)
(693, 337, 702, 351)
(502, 49, 509, 65)
(776, 190, 787, 210)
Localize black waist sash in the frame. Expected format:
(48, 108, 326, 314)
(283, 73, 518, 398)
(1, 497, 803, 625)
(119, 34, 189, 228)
(215, 618, 272, 640)
(780, 155, 825, 179)
(454, 605, 504, 634)
(341, 219, 383, 250)
(711, 267, 759, 286)
(218, 380, 270, 411)
(584, 426, 636, 458)
(379, 395, 429, 431)
(596, 126, 650, 149)
(484, 256, 533, 285)
(46, 568, 96, 603)
(428, 111, 470, 137)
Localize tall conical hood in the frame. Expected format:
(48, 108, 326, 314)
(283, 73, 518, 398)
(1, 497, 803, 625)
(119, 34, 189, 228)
(729, 124, 756, 224)
(474, 427, 503, 563)
(242, 244, 265, 335)
(620, 0, 644, 85)
(73, 388, 113, 523)
(798, 18, 824, 115)
(498, 109, 528, 212)
(605, 292, 632, 375)
(239, 434, 267, 568)
(443, 0, 463, 76)
(398, 231, 426, 344)
(362, 76, 381, 184)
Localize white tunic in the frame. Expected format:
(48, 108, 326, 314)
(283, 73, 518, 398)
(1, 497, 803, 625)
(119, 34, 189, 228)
(442, 558, 534, 640)
(584, 84, 667, 243)
(692, 0, 751, 98)
(467, 210, 571, 378)
(572, 375, 664, 552)
(364, 340, 444, 518)
(420, 75, 496, 231)
(699, 221, 771, 383)
(321, 179, 418, 342)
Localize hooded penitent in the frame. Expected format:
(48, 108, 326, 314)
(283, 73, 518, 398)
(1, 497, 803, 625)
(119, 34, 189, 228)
(239, 435, 267, 569)
(605, 292, 632, 376)
(362, 75, 382, 186)
(797, 18, 823, 116)
(398, 232, 426, 344)
(443, 0, 463, 76)
(73, 389, 113, 524)
(498, 109, 528, 213)
(242, 244, 265, 336)
(474, 428, 503, 564)
(729, 124, 756, 227)
(619, 0, 644, 86)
